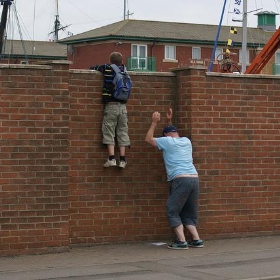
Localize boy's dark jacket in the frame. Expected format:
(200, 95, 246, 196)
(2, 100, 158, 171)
(90, 64, 127, 104)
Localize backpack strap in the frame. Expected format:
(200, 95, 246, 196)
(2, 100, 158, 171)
(111, 64, 127, 73)
(111, 64, 121, 73)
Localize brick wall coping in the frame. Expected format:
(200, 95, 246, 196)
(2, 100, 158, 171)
(71, 68, 175, 77)
(0, 60, 71, 70)
(206, 72, 280, 79)
(0, 64, 52, 70)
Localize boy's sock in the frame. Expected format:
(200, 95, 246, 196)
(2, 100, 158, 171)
(120, 156, 126, 162)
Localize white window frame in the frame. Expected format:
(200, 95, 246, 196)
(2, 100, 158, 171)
(131, 44, 147, 69)
(164, 45, 176, 60)
(192, 47, 201, 60)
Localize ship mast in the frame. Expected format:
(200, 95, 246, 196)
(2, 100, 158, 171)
(241, 0, 247, 73)
(123, 0, 133, 20)
(54, 0, 60, 42)
(0, 0, 13, 55)
(50, 0, 70, 42)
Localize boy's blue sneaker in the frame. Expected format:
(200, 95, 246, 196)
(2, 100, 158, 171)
(188, 239, 204, 248)
(167, 240, 188, 250)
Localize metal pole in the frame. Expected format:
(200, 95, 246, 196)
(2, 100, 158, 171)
(0, 0, 12, 56)
(208, 0, 227, 72)
(124, 0, 126, 20)
(54, 0, 60, 41)
(241, 0, 247, 73)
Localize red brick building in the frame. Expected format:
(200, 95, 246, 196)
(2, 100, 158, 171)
(59, 15, 280, 74)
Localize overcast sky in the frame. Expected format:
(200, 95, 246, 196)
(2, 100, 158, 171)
(6, 0, 280, 41)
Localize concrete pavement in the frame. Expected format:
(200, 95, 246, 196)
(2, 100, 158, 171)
(0, 235, 280, 280)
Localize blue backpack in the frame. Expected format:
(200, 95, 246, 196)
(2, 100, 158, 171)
(111, 64, 132, 101)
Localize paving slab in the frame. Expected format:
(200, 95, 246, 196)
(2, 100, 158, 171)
(0, 236, 280, 280)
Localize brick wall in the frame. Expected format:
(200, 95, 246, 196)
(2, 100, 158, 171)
(0, 62, 279, 256)
(0, 63, 70, 256)
(175, 69, 280, 238)
(68, 70, 176, 245)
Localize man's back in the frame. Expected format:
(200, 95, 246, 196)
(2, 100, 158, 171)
(156, 136, 198, 181)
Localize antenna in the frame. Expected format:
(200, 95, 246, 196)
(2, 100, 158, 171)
(123, 0, 126, 20)
(49, 0, 70, 41)
(123, 0, 133, 20)
(54, 0, 59, 41)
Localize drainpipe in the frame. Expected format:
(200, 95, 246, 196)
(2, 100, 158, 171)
(150, 39, 156, 71)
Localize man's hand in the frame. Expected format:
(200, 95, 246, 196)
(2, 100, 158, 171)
(166, 108, 173, 124)
(145, 111, 161, 147)
(152, 111, 161, 124)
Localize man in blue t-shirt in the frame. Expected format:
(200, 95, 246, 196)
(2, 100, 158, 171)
(145, 108, 203, 250)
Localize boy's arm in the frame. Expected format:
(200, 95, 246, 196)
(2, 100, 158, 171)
(89, 64, 106, 73)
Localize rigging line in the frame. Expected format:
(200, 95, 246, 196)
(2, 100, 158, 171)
(66, 0, 123, 26)
(66, 0, 100, 24)
(12, 3, 28, 62)
(8, 5, 14, 60)
(1, 5, 20, 63)
(248, 0, 262, 49)
(274, 0, 279, 14)
(225, 0, 232, 26)
(10, 1, 34, 42)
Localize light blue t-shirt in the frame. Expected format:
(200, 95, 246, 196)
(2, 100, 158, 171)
(156, 136, 198, 181)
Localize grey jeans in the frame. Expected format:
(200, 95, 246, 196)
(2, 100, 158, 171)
(166, 177, 199, 228)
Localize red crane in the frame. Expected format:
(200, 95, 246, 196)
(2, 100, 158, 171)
(245, 27, 280, 74)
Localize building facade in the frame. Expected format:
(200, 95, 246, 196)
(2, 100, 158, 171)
(1, 40, 67, 64)
(60, 15, 280, 74)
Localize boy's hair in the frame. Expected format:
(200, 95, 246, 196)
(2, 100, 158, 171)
(110, 52, 123, 65)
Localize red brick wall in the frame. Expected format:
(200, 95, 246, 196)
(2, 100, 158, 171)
(0, 62, 279, 256)
(175, 69, 280, 238)
(68, 67, 280, 245)
(68, 70, 176, 245)
(0, 63, 70, 256)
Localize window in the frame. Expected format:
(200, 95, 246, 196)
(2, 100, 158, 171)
(215, 48, 223, 61)
(275, 52, 280, 64)
(165, 45, 176, 60)
(192, 47, 201, 60)
(131, 44, 147, 69)
(239, 49, 249, 64)
(274, 52, 280, 75)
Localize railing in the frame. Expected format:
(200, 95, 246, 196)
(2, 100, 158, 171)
(126, 57, 156, 72)
(272, 63, 280, 75)
(216, 53, 241, 74)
